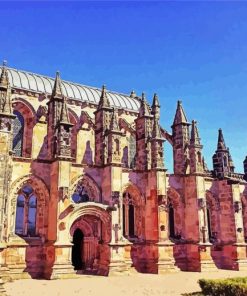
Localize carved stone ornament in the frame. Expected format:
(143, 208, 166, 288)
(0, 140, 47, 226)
(158, 194, 167, 206)
(0, 117, 12, 131)
(36, 105, 48, 122)
(112, 191, 120, 206)
(57, 125, 72, 157)
(198, 198, 206, 209)
(59, 186, 69, 201)
(234, 201, 242, 213)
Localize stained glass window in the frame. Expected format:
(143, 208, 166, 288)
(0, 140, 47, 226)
(12, 111, 24, 157)
(15, 185, 37, 237)
(72, 185, 89, 203)
(15, 195, 25, 235)
(27, 195, 37, 236)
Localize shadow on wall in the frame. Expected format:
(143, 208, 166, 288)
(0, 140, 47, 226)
(130, 243, 158, 274)
(82, 141, 93, 165)
(23, 238, 54, 279)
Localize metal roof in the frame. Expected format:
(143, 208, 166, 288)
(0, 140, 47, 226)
(0, 67, 140, 112)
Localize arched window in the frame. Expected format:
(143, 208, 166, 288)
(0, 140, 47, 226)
(223, 155, 228, 167)
(122, 192, 136, 239)
(207, 208, 212, 241)
(114, 139, 120, 154)
(12, 111, 24, 157)
(122, 146, 129, 168)
(15, 184, 37, 237)
(27, 195, 37, 236)
(15, 195, 25, 235)
(197, 151, 202, 163)
(168, 205, 175, 239)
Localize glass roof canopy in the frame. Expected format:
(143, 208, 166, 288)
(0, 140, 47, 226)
(0, 67, 140, 112)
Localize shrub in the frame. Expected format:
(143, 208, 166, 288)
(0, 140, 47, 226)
(198, 277, 247, 296)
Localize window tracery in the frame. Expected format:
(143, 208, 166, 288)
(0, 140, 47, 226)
(15, 184, 37, 236)
(72, 184, 90, 204)
(122, 191, 142, 239)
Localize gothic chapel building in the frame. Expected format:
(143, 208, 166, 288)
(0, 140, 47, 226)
(1, 61, 247, 280)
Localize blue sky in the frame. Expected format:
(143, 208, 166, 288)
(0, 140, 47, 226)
(1, 1, 247, 173)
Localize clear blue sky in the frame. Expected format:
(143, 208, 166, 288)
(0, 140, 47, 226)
(1, 1, 247, 173)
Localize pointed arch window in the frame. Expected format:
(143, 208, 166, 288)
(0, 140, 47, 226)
(15, 184, 37, 237)
(12, 111, 24, 157)
(122, 192, 136, 239)
(207, 207, 212, 241)
(223, 155, 228, 167)
(168, 205, 175, 239)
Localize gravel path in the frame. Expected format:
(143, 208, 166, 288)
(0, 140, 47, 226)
(4, 270, 247, 296)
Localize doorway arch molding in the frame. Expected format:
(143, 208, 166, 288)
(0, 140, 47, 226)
(67, 202, 111, 242)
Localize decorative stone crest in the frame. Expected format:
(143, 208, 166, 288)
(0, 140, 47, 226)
(59, 186, 69, 201)
(234, 201, 242, 213)
(57, 125, 72, 158)
(36, 105, 48, 123)
(198, 198, 206, 209)
(111, 191, 120, 206)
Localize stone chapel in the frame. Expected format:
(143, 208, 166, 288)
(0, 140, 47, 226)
(0, 61, 247, 280)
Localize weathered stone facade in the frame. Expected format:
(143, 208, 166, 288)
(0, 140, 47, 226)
(0, 61, 247, 281)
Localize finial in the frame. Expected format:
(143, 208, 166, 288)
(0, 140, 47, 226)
(152, 93, 160, 107)
(217, 128, 227, 150)
(98, 84, 110, 109)
(110, 108, 120, 131)
(178, 100, 182, 106)
(51, 70, 64, 98)
(130, 90, 136, 98)
(141, 92, 145, 100)
(3, 60, 7, 67)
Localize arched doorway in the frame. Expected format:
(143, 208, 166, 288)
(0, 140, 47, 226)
(72, 228, 84, 270)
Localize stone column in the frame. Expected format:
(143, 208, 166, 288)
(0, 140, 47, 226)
(108, 194, 132, 275)
(46, 161, 76, 279)
(183, 175, 216, 271)
(0, 117, 15, 284)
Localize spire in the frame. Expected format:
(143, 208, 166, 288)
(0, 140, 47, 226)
(227, 148, 235, 170)
(110, 108, 120, 131)
(50, 71, 71, 125)
(151, 93, 160, 117)
(152, 120, 162, 139)
(190, 120, 201, 146)
(139, 92, 151, 117)
(151, 94, 162, 138)
(213, 128, 234, 178)
(217, 128, 227, 150)
(60, 96, 70, 124)
(0, 60, 9, 89)
(98, 85, 110, 109)
(172, 100, 189, 126)
(52, 71, 63, 98)
(152, 93, 160, 109)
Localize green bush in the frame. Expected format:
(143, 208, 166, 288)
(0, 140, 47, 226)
(198, 277, 247, 296)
